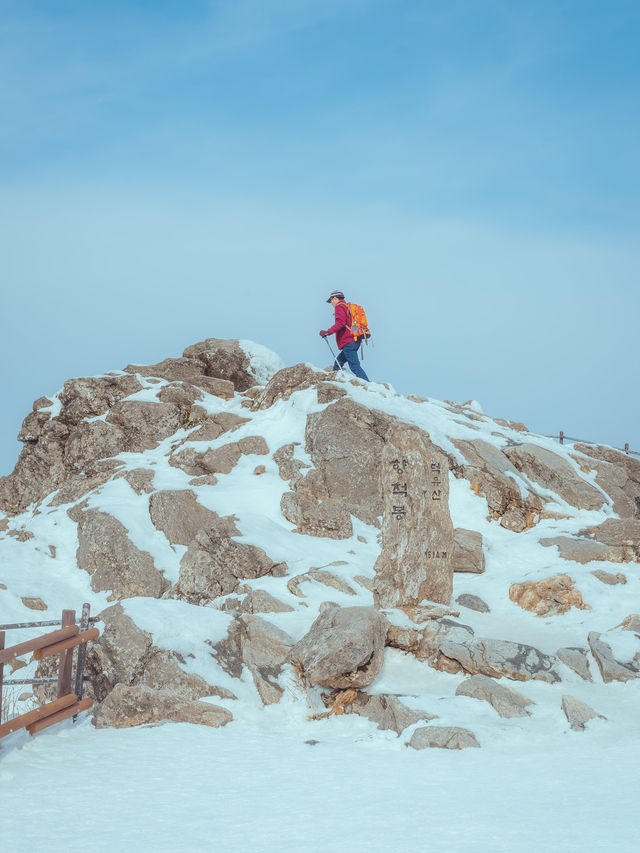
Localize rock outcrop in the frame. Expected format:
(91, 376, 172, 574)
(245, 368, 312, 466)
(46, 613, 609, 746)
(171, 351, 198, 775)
(509, 574, 589, 617)
(407, 725, 480, 750)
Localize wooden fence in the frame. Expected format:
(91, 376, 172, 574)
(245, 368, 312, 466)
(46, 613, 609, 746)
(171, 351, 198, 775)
(0, 604, 99, 739)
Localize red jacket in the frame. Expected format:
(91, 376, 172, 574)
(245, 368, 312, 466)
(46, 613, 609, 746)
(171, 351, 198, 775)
(325, 301, 355, 350)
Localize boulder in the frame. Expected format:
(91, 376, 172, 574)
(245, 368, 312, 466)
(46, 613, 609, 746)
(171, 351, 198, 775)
(124, 357, 235, 399)
(177, 525, 286, 604)
(561, 694, 606, 731)
(93, 684, 232, 729)
(456, 594, 490, 613)
(588, 630, 640, 683)
(273, 442, 311, 488)
(540, 536, 628, 564)
(451, 439, 530, 519)
(587, 518, 640, 547)
(21, 597, 47, 611)
(288, 605, 389, 689)
(63, 419, 127, 472)
(170, 436, 268, 477)
(113, 468, 156, 495)
(303, 399, 399, 525)
(455, 674, 534, 718)
(591, 569, 627, 585)
(182, 338, 256, 392)
(503, 443, 604, 511)
(47, 460, 123, 507)
(451, 528, 485, 574)
(573, 444, 640, 519)
(187, 413, 249, 442)
(157, 381, 203, 407)
(509, 574, 589, 616)
(280, 490, 353, 539)
(237, 589, 294, 614)
(556, 647, 592, 681)
(287, 569, 357, 598)
(210, 615, 294, 705)
(0, 418, 70, 513)
(374, 425, 454, 607)
(407, 725, 480, 750)
(332, 691, 437, 734)
(71, 507, 169, 600)
(57, 374, 142, 426)
(149, 489, 226, 545)
(251, 363, 327, 410)
(106, 400, 185, 451)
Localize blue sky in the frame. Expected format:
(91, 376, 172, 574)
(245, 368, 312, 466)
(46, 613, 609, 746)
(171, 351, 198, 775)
(1, 0, 639, 474)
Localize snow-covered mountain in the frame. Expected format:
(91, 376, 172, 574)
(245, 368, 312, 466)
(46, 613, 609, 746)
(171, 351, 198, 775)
(1, 338, 639, 851)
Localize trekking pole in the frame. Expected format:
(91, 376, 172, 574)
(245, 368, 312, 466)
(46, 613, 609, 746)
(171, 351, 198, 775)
(323, 336, 345, 371)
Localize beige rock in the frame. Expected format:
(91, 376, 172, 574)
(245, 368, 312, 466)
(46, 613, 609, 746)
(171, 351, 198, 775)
(58, 374, 142, 426)
(0, 418, 70, 513)
(451, 528, 485, 574)
(407, 725, 480, 750)
(237, 589, 295, 614)
(114, 468, 155, 495)
(540, 536, 628, 564)
(157, 381, 203, 407)
(124, 357, 235, 398)
(21, 597, 47, 611)
(251, 363, 326, 410)
(149, 489, 227, 545)
(374, 425, 454, 607)
(182, 338, 256, 392)
(303, 399, 399, 525)
(337, 691, 437, 734)
(281, 490, 353, 539)
(106, 400, 185, 451)
(588, 631, 640, 683)
(63, 420, 127, 472)
(289, 605, 389, 689)
(287, 569, 357, 598)
(93, 684, 232, 729)
(617, 614, 640, 632)
(509, 574, 589, 616)
(504, 443, 604, 511)
(48, 460, 124, 507)
(587, 518, 640, 547)
(455, 674, 534, 717)
(188, 413, 249, 443)
(591, 569, 627, 585)
(273, 442, 310, 488)
(71, 507, 169, 600)
(556, 647, 592, 681)
(451, 439, 528, 518)
(177, 526, 285, 603)
(561, 694, 606, 731)
(573, 444, 640, 519)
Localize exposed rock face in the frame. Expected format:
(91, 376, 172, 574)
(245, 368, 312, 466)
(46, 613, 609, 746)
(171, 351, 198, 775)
(455, 674, 534, 718)
(71, 507, 169, 600)
(303, 399, 398, 525)
(407, 725, 480, 750)
(509, 574, 589, 617)
(187, 412, 249, 442)
(451, 439, 534, 521)
(540, 536, 629, 564)
(561, 695, 606, 731)
(333, 691, 436, 735)
(503, 444, 605, 511)
(236, 589, 294, 614)
(58, 374, 143, 426)
(280, 490, 353, 539)
(287, 569, 357, 599)
(177, 525, 286, 604)
(170, 436, 268, 477)
(389, 619, 562, 684)
(374, 425, 454, 607)
(149, 489, 224, 546)
(182, 338, 256, 392)
(64, 420, 127, 472)
(124, 357, 235, 399)
(591, 569, 627, 585)
(587, 518, 640, 547)
(573, 444, 640, 518)
(0, 418, 70, 513)
(273, 442, 310, 488)
(93, 684, 232, 729)
(288, 605, 389, 689)
(114, 468, 155, 495)
(211, 615, 294, 705)
(105, 400, 185, 451)
(556, 647, 592, 681)
(451, 528, 485, 574)
(588, 630, 640, 683)
(251, 363, 328, 410)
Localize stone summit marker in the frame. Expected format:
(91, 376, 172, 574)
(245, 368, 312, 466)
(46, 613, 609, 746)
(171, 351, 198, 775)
(373, 425, 454, 608)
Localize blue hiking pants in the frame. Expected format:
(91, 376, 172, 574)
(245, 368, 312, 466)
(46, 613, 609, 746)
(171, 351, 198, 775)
(333, 341, 370, 381)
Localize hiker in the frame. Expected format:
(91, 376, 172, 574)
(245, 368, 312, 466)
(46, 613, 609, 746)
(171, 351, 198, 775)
(319, 290, 370, 381)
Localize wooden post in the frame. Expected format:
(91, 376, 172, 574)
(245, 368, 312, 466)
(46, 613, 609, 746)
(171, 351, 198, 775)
(0, 631, 5, 723)
(625, 443, 630, 454)
(559, 430, 564, 445)
(74, 603, 91, 701)
(57, 610, 76, 699)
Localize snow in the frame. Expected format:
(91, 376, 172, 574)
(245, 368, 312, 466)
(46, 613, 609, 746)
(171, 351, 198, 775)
(1, 341, 639, 851)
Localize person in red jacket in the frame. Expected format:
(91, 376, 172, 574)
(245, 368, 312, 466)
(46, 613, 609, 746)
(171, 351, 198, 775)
(319, 290, 370, 381)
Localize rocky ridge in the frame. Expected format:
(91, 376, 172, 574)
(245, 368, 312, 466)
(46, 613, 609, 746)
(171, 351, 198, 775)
(1, 337, 639, 750)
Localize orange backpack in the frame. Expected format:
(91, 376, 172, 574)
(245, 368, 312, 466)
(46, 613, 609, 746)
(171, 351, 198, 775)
(346, 302, 371, 341)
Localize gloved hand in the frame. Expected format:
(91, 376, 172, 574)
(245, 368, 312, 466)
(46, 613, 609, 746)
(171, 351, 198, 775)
(319, 330, 328, 337)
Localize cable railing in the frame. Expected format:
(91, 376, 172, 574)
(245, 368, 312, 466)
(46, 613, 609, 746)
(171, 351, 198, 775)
(543, 431, 640, 459)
